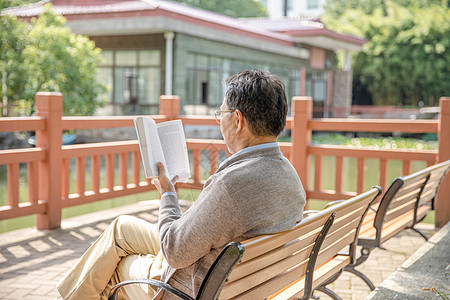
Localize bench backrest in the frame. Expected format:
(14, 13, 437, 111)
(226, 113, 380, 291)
(218, 187, 381, 300)
(368, 160, 450, 245)
(196, 242, 245, 300)
(418, 160, 450, 215)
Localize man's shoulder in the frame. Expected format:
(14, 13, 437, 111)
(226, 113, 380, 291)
(219, 153, 298, 186)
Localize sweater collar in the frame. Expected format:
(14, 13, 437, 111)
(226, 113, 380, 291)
(217, 143, 281, 173)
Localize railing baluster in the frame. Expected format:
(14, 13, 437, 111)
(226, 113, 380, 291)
(314, 155, 322, 192)
(193, 150, 201, 184)
(209, 149, 218, 175)
(357, 158, 365, 194)
(132, 151, 140, 185)
(8, 163, 20, 208)
(28, 161, 38, 204)
(91, 155, 101, 193)
(76, 157, 86, 196)
(402, 160, 411, 176)
(61, 159, 70, 200)
(335, 156, 343, 194)
(106, 154, 115, 190)
(379, 159, 387, 191)
(120, 152, 128, 188)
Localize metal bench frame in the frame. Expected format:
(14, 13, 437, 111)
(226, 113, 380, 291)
(345, 160, 450, 290)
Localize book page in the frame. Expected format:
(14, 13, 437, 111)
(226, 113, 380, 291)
(156, 120, 191, 182)
(134, 117, 166, 178)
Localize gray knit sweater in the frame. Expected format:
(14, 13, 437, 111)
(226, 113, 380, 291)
(155, 146, 306, 299)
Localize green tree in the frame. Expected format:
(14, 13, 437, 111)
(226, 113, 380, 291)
(323, 1, 450, 106)
(171, 0, 267, 18)
(0, 4, 106, 116)
(0, 0, 37, 9)
(0, 13, 28, 116)
(324, 0, 445, 18)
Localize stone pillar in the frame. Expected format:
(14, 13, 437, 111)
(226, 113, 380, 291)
(164, 31, 175, 95)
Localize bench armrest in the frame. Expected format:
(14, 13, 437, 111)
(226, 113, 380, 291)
(108, 278, 193, 300)
(324, 200, 345, 208)
(303, 210, 320, 218)
(325, 200, 378, 213)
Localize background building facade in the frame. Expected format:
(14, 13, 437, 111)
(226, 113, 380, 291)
(5, 0, 364, 117)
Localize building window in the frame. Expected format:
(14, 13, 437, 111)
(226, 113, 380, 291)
(98, 49, 161, 115)
(308, 0, 319, 9)
(287, 0, 293, 10)
(184, 52, 299, 115)
(305, 69, 327, 117)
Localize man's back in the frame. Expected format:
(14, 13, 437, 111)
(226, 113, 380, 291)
(161, 146, 306, 298)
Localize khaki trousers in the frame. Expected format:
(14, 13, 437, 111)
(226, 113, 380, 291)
(57, 215, 165, 300)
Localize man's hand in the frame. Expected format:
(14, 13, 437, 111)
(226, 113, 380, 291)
(152, 162, 178, 197)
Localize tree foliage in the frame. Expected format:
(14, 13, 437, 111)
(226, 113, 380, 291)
(0, 4, 106, 116)
(0, 0, 36, 9)
(0, 13, 28, 110)
(324, 0, 445, 18)
(171, 0, 267, 18)
(323, 0, 450, 106)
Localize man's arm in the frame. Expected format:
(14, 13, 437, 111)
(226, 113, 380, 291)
(153, 163, 244, 269)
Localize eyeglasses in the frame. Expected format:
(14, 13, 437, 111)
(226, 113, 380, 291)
(214, 109, 235, 124)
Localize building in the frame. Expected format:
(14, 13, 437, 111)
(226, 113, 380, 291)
(3, 0, 365, 117)
(260, 0, 327, 18)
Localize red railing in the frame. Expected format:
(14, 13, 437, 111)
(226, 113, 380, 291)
(1, 92, 449, 229)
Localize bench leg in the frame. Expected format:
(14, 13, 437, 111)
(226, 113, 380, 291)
(410, 227, 429, 241)
(354, 247, 371, 267)
(315, 286, 342, 300)
(344, 266, 375, 291)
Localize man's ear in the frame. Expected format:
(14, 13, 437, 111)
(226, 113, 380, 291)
(235, 110, 246, 133)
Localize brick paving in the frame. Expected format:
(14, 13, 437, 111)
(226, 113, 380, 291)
(0, 200, 436, 300)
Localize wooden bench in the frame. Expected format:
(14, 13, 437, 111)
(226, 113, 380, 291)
(108, 187, 381, 300)
(345, 160, 450, 290)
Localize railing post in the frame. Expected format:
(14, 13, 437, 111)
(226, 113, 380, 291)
(36, 92, 63, 230)
(436, 97, 450, 227)
(300, 67, 306, 96)
(291, 96, 313, 196)
(159, 95, 180, 120)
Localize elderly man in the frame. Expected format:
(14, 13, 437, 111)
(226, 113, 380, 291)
(57, 69, 306, 299)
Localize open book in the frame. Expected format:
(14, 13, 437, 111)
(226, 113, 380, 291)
(134, 117, 191, 182)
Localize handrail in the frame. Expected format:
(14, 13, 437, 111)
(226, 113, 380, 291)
(0, 117, 46, 131)
(309, 119, 438, 133)
(61, 115, 168, 130)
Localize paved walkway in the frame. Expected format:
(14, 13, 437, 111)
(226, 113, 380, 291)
(0, 200, 437, 300)
(367, 222, 449, 300)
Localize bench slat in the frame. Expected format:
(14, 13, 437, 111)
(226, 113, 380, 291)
(388, 189, 420, 211)
(384, 200, 416, 224)
(316, 230, 356, 268)
(321, 218, 360, 253)
(380, 214, 414, 243)
(221, 249, 311, 298)
(416, 205, 432, 222)
(240, 213, 332, 263)
(227, 232, 317, 283)
(393, 178, 426, 199)
(268, 255, 350, 300)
